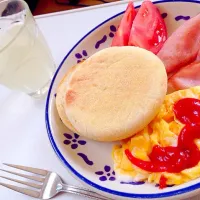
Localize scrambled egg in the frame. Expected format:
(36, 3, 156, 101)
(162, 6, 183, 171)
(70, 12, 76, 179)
(112, 86, 200, 185)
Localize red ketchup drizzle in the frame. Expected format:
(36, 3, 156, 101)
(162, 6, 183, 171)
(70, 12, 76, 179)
(125, 98, 200, 174)
(159, 175, 167, 189)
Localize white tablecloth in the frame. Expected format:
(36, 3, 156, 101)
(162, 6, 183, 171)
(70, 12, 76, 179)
(0, 1, 200, 199)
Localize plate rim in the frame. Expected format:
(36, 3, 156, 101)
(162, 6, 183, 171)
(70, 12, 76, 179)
(45, 0, 200, 198)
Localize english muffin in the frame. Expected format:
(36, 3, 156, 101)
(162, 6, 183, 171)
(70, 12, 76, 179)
(56, 65, 78, 133)
(60, 47, 167, 141)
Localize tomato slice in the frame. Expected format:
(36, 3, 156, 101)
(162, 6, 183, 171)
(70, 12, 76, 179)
(128, 0, 167, 54)
(111, 1, 136, 46)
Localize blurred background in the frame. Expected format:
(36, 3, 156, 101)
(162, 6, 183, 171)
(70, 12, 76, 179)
(24, 0, 119, 15)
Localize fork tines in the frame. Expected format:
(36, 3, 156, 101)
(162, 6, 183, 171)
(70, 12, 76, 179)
(0, 182, 40, 198)
(3, 163, 48, 176)
(0, 163, 48, 198)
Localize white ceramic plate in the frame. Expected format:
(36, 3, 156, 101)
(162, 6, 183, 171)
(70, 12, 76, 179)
(45, 1, 200, 199)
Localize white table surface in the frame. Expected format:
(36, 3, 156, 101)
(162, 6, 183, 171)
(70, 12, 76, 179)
(0, 1, 200, 200)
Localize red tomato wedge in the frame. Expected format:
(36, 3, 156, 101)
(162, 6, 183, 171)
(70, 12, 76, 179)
(111, 1, 136, 46)
(128, 0, 167, 54)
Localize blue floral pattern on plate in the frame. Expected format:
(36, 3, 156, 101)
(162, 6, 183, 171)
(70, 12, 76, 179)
(77, 153, 94, 166)
(175, 15, 190, 21)
(63, 133, 86, 149)
(75, 50, 88, 63)
(95, 165, 116, 181)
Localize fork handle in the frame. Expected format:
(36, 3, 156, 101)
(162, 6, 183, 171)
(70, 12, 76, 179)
(60, 183, 112, 200)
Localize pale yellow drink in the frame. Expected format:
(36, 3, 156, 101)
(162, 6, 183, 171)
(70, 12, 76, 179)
(0, 0, 55, 97)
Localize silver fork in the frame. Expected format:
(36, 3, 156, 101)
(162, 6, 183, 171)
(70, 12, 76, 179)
(0, 163, 112, 200)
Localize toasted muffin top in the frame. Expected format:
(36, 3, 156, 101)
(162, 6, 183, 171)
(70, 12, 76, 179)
(62, 47, 167, 141)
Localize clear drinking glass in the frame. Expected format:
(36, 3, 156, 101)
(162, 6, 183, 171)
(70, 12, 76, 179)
(0, 0, 55, 98)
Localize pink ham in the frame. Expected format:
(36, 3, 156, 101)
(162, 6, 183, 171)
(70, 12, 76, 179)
(196, 49, 200, 61)
(157, 13, 200, 74)
(168, 61, 200, 93)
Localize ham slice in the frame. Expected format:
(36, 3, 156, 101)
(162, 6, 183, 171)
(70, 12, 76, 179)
(168, 61, 200, 93)
(196, 49, 200, 61)
(157, 13, 200, 74)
